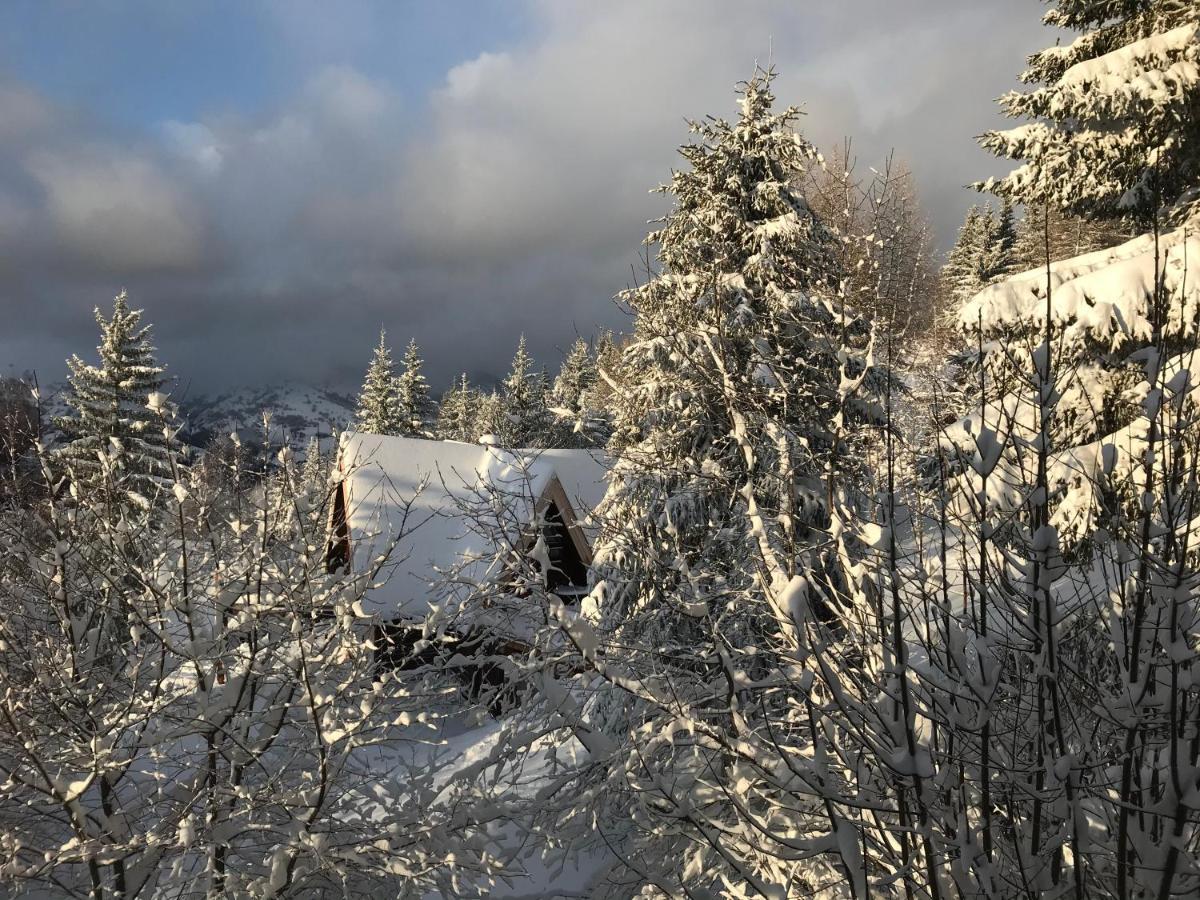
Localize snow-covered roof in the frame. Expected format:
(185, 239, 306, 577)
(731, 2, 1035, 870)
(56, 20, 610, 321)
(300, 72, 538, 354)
(335, 432, 609, 623)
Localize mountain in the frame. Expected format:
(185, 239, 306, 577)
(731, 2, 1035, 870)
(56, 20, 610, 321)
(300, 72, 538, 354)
(40, 381, 356, 452)
(180, 384, 356, 450)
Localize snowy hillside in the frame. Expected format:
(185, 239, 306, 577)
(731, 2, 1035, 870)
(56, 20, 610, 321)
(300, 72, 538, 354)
(39, 381, 355, 450)
(180, 383, 355, 449)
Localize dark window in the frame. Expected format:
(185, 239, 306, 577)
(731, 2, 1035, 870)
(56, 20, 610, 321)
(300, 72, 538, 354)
(326, 482, 351, 573)
(542, 501, 589, 602)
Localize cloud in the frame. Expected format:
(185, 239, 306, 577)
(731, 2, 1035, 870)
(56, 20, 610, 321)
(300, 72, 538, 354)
(0, 1, 1051, 394)
(27, 150, 206, 271)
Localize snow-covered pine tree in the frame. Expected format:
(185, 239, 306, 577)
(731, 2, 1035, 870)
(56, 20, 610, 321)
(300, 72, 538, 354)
(499, 335, 552, 447)
(394, 338, 435, 437)
(578, 68, 884, 894)
(936, 202, 1022, 338)
(472, 390, 508, 445)
(980, 0, 1200, 224)
(300, 434, 327, 494)
(939, 205, 991, 314)
(549, 337, 607, 447)
(550, 337, 593, 417)
(983, 197, 1018, 282)
(354, 329, 404, 436)
(436, 373, 477, 442)
(581, 330, 621, 439)
(54, 291, 177, 504)
(950, 0, 1200, 545)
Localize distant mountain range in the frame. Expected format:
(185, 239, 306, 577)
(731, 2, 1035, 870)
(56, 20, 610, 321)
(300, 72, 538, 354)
(42, 382, 357, 451)
(180, 384, 356, 449)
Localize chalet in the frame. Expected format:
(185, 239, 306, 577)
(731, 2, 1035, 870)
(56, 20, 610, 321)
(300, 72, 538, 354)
(330, 433, 609, 661)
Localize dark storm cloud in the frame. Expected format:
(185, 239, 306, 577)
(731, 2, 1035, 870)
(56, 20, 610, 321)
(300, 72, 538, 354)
(0, 0, 1049, 394)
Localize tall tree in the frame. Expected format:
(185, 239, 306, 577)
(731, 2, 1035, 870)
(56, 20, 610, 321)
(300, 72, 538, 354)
(549, 337, 607, 447)
(54, 291, 177, 502)
(473, 390, 509, 445)
(353, 329, 404, 436)
(582, 68, 884, 893)
(436, 373, 477, 443)
(499, 336, 552, 447)
(980, 1, 1200, 224)
(983, 197, 1019, 282)
(939, 205, 990, 314)
(394, 338, 435, 437)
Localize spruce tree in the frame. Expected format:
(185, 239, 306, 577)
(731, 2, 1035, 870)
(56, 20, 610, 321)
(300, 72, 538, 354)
(938, 202, 1022, 326)
(472, 391, 508, 444)
(436, 374, 477, 443)
(983, 198, 1018, 282)
(980, 1, 1200, 223)
(499, 335, 551, 447)
(54, 291, 177, 501)
(300, 435, 326, 493)
(549, 337, 604, 447)
(354, 330, 404, 436)
(939, 206, 990, 317)
(551, 338, 595, 415)
(586, 70, 882, 892)
(394, 338, 435, 437)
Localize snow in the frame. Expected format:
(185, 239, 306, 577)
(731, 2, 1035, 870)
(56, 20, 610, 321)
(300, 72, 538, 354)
(183, 383, 356, 449)
(40, 380, 356, 451)
(959, 224, 1200, 344)
(1057, 23, 1199, 109)
(337, 433, 609, 625)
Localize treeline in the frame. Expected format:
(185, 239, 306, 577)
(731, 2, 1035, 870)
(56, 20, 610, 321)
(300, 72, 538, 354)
(352, 330, 619, 449)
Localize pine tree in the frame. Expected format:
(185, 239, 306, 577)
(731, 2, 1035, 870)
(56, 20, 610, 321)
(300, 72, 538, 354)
(54, 291, 177, 502)
(473, 390, 508, 445)
(938, 202, 1022, 326)
(983, 198, 1018, 282)
(980, 1, 1200, 223)
(499, 335, 551, 447)
(300, 435, 326, 493)
(939, 206, 990, 315)
(436, 374, 477, 443)
(354, 330, 404, 436)
(586, 69, 882, 892)
(549, 337, 603, 447)
(394, 338, 435, 437)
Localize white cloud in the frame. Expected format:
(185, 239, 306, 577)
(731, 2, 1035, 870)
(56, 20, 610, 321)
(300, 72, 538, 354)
(0, 2, 1052, 390)
(26, 150, 206, 271)
(161, 121, 225, 174)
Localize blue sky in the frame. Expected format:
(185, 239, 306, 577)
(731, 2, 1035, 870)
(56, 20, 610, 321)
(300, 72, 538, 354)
(1, 2, 525, 126)
(0, 1, 1050, 392)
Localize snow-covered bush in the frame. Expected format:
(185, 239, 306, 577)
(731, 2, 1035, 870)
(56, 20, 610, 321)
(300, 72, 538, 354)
(0, 398, 508, 897)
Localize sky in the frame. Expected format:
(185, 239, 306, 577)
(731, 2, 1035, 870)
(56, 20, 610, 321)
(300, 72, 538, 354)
(0, 1, 1051, 396)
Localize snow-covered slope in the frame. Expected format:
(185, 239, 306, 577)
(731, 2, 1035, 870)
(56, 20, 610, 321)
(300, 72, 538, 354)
(39, 381, 356, 451)
(181, 384, 355, 449)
